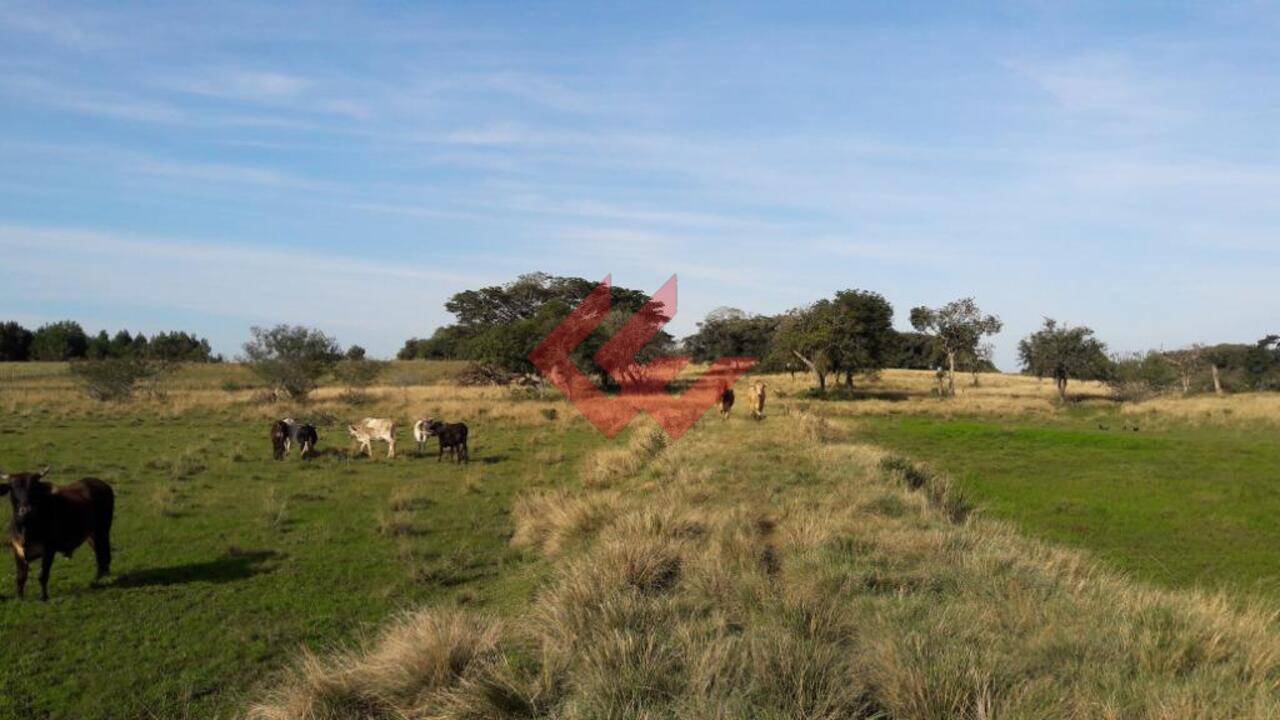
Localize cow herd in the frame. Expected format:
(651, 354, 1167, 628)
(272, 416, 470, 464)
(3, 380, 766, 601)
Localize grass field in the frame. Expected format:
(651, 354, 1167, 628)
(859, 412, 1280, 597)
(0, 370, 598, 719)
(3, 363, 1280, 718)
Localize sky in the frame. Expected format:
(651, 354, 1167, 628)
(1, 1, 1278, 369)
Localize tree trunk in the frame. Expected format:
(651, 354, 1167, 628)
(1211, 364, 1223, 395)
(844, 370, 854, 388)
(1180, 373, 1191, 395)
(792, 350, 823, 391)
(946, 352, 956, 397)
(1056, 376, 1068, 402)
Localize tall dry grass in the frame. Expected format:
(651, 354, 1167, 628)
(248, 406, 1280, 720)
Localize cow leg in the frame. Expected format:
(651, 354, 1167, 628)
(14, 553, 28, 599)
(460, 441, 469, 464)
(38, 554, 54, 601)
(438, 444, 444, 462)
(388, 438, 396, 459)
(90, 532, 112, 581)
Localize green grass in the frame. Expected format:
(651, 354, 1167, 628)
(858, 411, 1280, 597)
(0, 406, 600, 720)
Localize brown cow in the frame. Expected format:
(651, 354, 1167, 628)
(1, 468, 114, 601)
(748, 381, 767, 420)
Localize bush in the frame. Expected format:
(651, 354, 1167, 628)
(242, 325, 342, 401)
(70, 357, 168, 401)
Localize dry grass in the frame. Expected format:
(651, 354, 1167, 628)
(249, 406, 1280, 719)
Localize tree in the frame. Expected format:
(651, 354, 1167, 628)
(0, 321, 34, 361)
(398, 326, 470, 360)
(769, 290, 897, 391)
(769, 301, 837, 391)
(110, 330, 135, 358)
(828, 290, 896, 387)
(683, 308, 778, 365)
(1164, 345, 1206, 395)
(1017, 318, 1111, 401)
(345, 345, 367, 361)
(86, 330, 113, 359)
(149, 331, 214, 362)
(242, 325, 342, 400)
(30, 321, 89, 361)
(422, 273, 675, 386)
(1244, 336, 1280, 391)
(890, 331, 944, 370)
(910, 298, 1002, 397)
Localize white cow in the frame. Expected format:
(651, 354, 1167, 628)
(348, 417, 397, 459)
(413, 418, 431, 454)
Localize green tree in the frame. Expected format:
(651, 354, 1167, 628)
(344, 345, 367, 361)
(769, 301, 838, 390)
(110, 330, 135, 357)
(910, 298, 1003, 397)
(30, 321, 89, 361)
(428, 273, 675, 386)
(769, 290, 897, 391)
(86, 330, 113, 359)
(149, 331, 214, 362)
(1017, 318, 1111, 401)
(828, 289, 896, 387)
(0, 321, 34, 361)
(682, 308, 778, 365)
(242, 325, 342, 401)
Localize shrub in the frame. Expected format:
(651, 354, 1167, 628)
(242, 325, 342, 401)
(70, 357, 168, 401)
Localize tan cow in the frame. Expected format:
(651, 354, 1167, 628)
(748, 381, 767, 420)
(348, 417, 397, 458)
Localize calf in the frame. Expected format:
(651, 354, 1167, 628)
(423, 419, 469, 464)
(1, 468, 114, 601)
(349, 417, 397, 459)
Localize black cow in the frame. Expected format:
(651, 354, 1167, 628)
(718, 384, 735, 419)
(1, 468, 114, 601)
(424, 420, 469, 464)
(272, 418, 318, 459)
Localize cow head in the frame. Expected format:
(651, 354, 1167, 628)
(1, 467, 52, 537)
(424, 419, 444, 437)
(346, 425, 363, 439)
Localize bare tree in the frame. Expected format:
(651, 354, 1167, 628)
(910, 299, 1002, 397)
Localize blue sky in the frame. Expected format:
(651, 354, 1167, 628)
(2, 1, 1278, 368)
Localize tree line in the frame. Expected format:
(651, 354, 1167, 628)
(0, 320, 218, 363)
(397, 272, 1280, 400)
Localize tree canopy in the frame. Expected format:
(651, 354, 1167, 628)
(1017, 318, 1111, 400)
(910, 298, 1002, 397)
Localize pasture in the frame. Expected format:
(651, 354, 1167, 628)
(2, 363, 1280, 718)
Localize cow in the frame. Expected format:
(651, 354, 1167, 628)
(748, 381, 767, 420)
(422, 419, 469, 464)
(1, 468, 114, 601)
(349, 417, 397, 459)
(412, 418, 433, 454)
(270, 420, 289, 460)
(718, 383, 735, 419)
(272, 418, 318, 459)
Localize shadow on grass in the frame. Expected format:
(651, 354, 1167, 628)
(112, 550, 278, 589)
